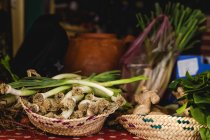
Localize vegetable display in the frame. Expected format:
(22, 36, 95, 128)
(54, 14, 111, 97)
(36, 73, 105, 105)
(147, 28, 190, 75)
(122, 2, 206, 99)
(170, 71, 210, 140)
(0, 70, 147, 119)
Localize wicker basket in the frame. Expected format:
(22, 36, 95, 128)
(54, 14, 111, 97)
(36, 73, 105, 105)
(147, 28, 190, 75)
(19, 98, 117, 136)
(118, 114, 203, 140)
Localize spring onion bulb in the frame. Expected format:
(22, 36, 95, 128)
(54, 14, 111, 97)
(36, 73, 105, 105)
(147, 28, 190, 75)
(33, 86, 70, 103)
(0, 95, 17, 109)
(85, 94, 101, 101)
(0, 83, 37, 96)
(78, 99, 92, 112)
(60, 86, 91, 119)
(71, 110, 84, 119)
(111, 95, 126, 106)
(54, 92, 64, 103)
(61, 98, 76, 119)
(87, 102, 98, 116)
(60, 86, 91, 109)
(85, 94, 110, 115)
(21, 98, 39, 112)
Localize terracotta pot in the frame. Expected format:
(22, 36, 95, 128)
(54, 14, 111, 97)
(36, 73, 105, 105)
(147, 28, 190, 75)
(64, 33, 133, 76)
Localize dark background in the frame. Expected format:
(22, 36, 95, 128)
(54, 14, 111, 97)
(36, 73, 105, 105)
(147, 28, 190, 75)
(54, 0, 210, 37)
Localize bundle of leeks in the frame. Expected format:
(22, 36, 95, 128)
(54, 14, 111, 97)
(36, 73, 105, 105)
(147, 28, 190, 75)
(122, 2, 206, 99)
(0, 70, 146, 119)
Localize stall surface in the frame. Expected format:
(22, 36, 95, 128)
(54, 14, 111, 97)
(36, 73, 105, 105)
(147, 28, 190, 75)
(0, 127, 143, 140)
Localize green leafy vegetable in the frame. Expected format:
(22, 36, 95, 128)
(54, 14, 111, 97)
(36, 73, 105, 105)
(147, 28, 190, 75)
(200, 127, 207, 140)
(176, 102, 187, 114)
(207, 116, 210, 130)
(0, 55, 19, 81)
(190, 106, 206, 125)
(169, 71, 210, 139)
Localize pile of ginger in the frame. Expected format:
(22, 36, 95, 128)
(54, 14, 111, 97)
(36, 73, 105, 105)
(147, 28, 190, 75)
(132, 86, 188, 116)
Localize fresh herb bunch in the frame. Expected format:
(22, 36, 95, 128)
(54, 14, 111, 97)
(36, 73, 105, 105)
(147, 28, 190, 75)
(169, 71, 210, 140)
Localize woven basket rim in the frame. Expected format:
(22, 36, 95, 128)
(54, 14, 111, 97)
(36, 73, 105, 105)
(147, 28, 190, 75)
(118, 114, 203, 127)
(118, 114, 203, 140)
(119, 114, 196, 120)
(19, 97, 118, 122)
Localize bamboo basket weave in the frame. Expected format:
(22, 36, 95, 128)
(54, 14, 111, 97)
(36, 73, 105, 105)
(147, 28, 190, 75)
(118, 114, 203, 140)
(19, 98, 118, 136)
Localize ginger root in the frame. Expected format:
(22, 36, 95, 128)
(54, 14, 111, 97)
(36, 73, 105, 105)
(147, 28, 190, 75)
(133, 87, 160, 115)
(172, 87, 187, 105)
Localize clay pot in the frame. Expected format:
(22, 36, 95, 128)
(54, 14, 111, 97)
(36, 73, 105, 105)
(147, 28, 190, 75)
(64, 33, 133, 76)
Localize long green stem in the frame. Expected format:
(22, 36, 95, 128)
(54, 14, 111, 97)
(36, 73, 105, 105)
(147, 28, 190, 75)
(52, 73, 81, 80)
(65, 80, 114, 97)
(100, 75, 148, 87)
(33, 86, 71, 104)
(43, 86, 70, 98)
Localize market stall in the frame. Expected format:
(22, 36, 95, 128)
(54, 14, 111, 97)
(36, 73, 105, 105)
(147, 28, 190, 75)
(0, 1, 210, 140)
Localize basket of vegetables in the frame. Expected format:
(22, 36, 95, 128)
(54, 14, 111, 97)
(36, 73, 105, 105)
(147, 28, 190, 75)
(121, 2, 206, 99)
(118, 86, 203, 140)
(0, 70, 146, 136)
(119, 3, 206, 140)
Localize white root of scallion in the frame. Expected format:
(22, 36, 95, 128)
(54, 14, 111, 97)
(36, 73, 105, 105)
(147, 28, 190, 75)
(87, 101, 98, 116)
(60, 96, 77, 119)
(0, 83, 37, 96)
(33, 86, 70, 103)
(61, 108, 75, 119)
(85, 94, 101, 101)
(54, 92, 65, 103)
(158, 58, 175, 96)
(71, 110, 84, 119)
(111, 94, 126, 107)
(135, 68, 151, 94)
(85, 94, 111, 115)
(60, 86, 90, 109)
(151, 52, 172, 97)
(60, 86, 91, 119)
(0, 95, 17, 109)
(78, 99, 92, 112)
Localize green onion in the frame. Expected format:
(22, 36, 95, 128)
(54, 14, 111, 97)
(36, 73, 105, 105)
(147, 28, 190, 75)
(78, 99, 92, 112)
(33, 86, 70, 103)
(60, 86, 91, 119)
(0, 83, 37, 96)
(71, 110, 84, 119)
(100, 75, 148, 87)
(52, 73, 81, 80)
(85, 94, 110, 114)
(0, 95, 17, 109)
(88, 70, 120, 82)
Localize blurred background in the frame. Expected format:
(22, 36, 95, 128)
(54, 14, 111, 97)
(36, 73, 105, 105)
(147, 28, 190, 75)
(0, 0, 210, 78)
